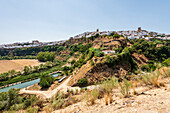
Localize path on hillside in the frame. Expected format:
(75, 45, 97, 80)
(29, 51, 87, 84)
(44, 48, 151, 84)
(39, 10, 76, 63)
(20, 76, 72, 99)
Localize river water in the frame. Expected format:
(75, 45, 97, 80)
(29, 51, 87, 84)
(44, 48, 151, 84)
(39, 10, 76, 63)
(0, 73, 59, 93)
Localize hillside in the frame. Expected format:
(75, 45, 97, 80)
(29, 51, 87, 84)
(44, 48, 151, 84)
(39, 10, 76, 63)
(0, 31, 169, 113)
(66, 35, 166, 87)
(68, 52, 149, 86)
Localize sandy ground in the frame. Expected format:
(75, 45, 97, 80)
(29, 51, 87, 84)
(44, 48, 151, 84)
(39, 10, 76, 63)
(0, 59, 42, 73)
(53, 79, 170, 113)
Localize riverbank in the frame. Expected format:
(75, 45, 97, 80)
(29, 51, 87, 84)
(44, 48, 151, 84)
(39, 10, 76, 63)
(0, 71, 61, 92)
(0, 71, 62, 89)
(19, 75, 71, 99)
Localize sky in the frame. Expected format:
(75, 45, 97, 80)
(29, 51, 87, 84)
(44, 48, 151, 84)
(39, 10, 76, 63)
(0, 0, 170, 44)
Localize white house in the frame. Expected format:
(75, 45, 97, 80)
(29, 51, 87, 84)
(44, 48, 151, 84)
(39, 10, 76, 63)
(102, 50, 116, 54)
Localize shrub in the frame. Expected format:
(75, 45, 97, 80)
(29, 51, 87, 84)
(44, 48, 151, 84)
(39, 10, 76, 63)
(163, 58, 170, 66)
(71, 59, 76, 65)
(26, 106, 38, 113)
(90, 59, 94, 66)
(52, 99, 64, 110)
(141, 64, 150, 72)
(37, 52, 55, 62)
(69, 51, 74, 56)
(39, 73, 54, 88)
(78, 78, 88, 87)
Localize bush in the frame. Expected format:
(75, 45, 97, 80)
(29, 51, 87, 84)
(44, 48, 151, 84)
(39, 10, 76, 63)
(71, 59, 76, 65)
(78, 78, 88, 87)
(39, 73, 54, 88)
(141, 64, 150, 72)
(26, 106, 38, 113)
(90, 59, 94, 66)
(37, 52, 55, 62)
(113, 33, 121, 39)
(163, 58, 170, 66)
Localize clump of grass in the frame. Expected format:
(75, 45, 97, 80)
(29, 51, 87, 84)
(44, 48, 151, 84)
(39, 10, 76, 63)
(131, 80, 138, 95)
(63, 97, 80, 108)
(120, 79, 133, 98)
(80, 88, 85, 93)
(52, 99, 65, 110)
(44, 105, 53, 113)
(26, 106, 38, 113)
(142, 74, 150, 85)
(101, 76, 118, 105)
(85, 89, 99, 105)
(154, 62, 162, 69)
(102, 76, 119, 93)
(142, 70, 162, 88)
(75, 88, 79, 95)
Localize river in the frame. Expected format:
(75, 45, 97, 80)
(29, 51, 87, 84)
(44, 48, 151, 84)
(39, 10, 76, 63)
(0, 73, 59, 93)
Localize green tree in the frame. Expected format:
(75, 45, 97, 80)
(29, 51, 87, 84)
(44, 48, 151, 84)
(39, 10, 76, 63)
(24, 66, 30, 75)
(39, 73, 54, 88)
(37, 52, 55, 62)
(78, 78, 88, 87)
(33, 66, 39, 72)
(7, 89, 19, 109)
(71, 59, 76, 65)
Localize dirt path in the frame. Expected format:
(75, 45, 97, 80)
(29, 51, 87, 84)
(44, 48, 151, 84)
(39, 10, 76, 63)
(20, 76, 72, 99)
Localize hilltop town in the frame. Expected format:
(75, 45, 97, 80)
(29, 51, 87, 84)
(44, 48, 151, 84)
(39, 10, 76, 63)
(73, 27, 170, 40)
(1, 27, 170, 49)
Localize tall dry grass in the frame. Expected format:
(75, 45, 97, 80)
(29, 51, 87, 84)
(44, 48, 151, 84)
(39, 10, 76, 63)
(120, 79, 133, 97)
(101, 76, 118, 104)
(84, 89, 99, 105)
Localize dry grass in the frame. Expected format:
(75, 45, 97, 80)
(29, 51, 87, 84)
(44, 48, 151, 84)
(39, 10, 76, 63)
(142, 70, 162, 88)
(132, 81, 138, 95)
(44, 105, 53, 113)
(101, 76, 119, 94)
(84, 89, 99, 105)
(120, 79, 133, 98)
(109, 93, 113, 104)
(104, 94, 108, 105)
(0, 59, 42, 73)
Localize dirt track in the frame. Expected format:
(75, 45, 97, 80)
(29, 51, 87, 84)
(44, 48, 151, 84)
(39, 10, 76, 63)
(20, 76, 73, 99)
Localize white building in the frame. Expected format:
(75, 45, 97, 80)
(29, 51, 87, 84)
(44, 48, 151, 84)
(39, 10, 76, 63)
(102, 50, 116, 54)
